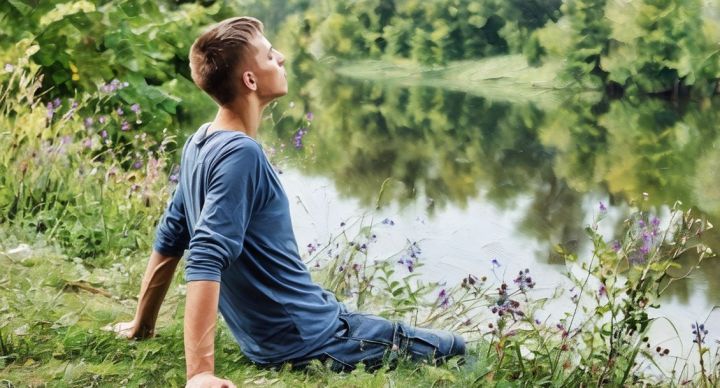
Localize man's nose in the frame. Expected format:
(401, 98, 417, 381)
(277, 52, 285, 66)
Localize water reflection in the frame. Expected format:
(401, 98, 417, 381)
(262, 62, 719, 305)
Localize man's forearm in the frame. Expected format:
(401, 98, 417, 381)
(185, 280, 220, 379)
(132, 250, 181, 336)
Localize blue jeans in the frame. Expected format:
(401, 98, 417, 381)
(273, 306, 466, 372)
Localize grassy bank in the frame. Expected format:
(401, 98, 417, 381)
(1, 57, 718, 388)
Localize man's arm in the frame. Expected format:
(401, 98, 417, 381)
(185, 281, 219, 379)
(184, 281, 236, 387)
(106, 250, 180, 338)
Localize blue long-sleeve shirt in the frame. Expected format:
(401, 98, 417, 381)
(153, 123, 340, 364)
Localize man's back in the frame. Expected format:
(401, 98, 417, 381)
(154, 123, 340, 364)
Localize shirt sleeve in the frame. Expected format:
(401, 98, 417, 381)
(184, 140, 264, 283)
(153, 181, 191, 257)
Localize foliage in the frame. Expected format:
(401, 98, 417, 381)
(0, 0, 230, 141)
(0, 64, 174, 262)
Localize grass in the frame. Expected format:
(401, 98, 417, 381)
(0, 238, 486, 387)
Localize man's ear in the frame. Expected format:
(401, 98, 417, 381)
(242, 71, 257, 91)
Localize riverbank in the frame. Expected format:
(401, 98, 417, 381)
(335, 55, 578, 108)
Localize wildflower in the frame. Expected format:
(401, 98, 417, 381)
(84, 117, 94, 128)
(491, 258, 500, 267)
(438, 288, 450, 308)
(692, 323, 709, 345)
(53, 98, 61, 108)
(406, 241, 421, 258)
(397, 257, 414, 272)
(611, 240, 622, 252)
(306, 112, 314, 121)
(169, 174, 179, 183)
(513, 268, 535, 291)
(599, 201, 607, 213)
(340, 222, 346, 227)
(46, 102, 55, 119)
(598, 284, 607, 298)
(116, 108, 124, 116)
(381, 218, 395, 226)
(352, 263, 361, 273)
(101, 130, 108, 138)
(132, 160, 143, 169)
(130, 103, 141, 114)
(83, 138, 93, 148)
(121, 121, 131, 131)
(293, 128, 305, 149)
(98, 115, 108, 124)
(307, 242, 317, 254)
(289, 101, 295, 108)
(3, 63, 13, 72)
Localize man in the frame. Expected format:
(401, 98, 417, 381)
(108, 16, 465, 387)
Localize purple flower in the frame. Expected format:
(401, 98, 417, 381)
(121, 121, 130, 131)
(169, 174, 179, 183)
(84, 117, 94, 128)
(98, 115, 107, 124)
(116, 108, 124, 116)
(130, 103, 141, 114)
(491, 258, 500, 267)
(692, 322, 709, 345)
(397, 257, 414, 272)
(46, 102, 55, 119)
(381, 218, 395, 226)
(307, 243, 317, 254)
(513, 268, 535, 291)
(293, 128, 306, 149)
(406, 241, 421, 258)
(599, 201, 607, 213)
(100, 130, 108, 139)
(438, 289, 450, 308)
(53, 98, 62, 109)
(83, 138, 93, 148)
(132, 160, 143, 169)
(612, 240, 622, 252)
(4, 63, 14, 72)
(306, 112, 314, 121)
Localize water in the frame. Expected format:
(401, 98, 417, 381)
(184, 62, 720, 366)
(277, 66, 720, 350)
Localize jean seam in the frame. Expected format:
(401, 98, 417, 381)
(323, 352, 353, 370)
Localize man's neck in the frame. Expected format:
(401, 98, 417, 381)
(209, 94, 265, 139)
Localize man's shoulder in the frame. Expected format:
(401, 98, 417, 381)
(216, 133, 264, 160)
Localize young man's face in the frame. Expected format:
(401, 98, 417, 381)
(243, 33, 287, 102)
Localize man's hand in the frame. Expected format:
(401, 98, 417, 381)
(104, 250, 180, 340)
(102, 319, 153, 339)
(186, 372, 236, 388)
